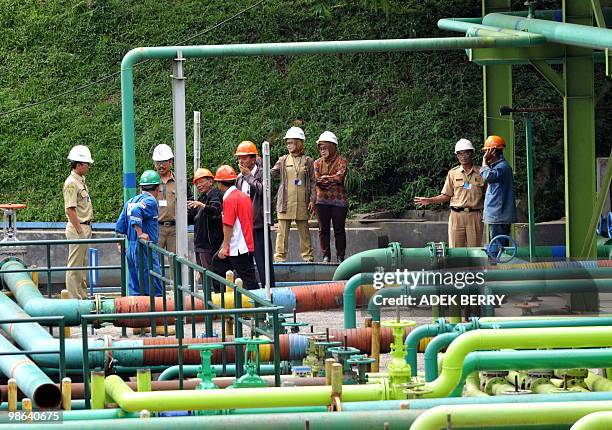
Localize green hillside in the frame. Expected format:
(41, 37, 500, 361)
(1, 0, 610, 222)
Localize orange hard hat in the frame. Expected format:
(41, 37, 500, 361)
(192, 168, 214, 184)
(483, 135, 506, 151)
(235, 140, 258, 156)
(214, 165, 238, 182)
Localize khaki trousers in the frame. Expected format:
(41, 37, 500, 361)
(448, 210, 483, 248)
(158, 224, 176, 285)
(274, 219, 314, 262)
(65, 224, 91, 299)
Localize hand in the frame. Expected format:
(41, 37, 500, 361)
(483, 148, 495, 165)
(238, 164, 251, 175)
(414, 197, 430, 207)
(187, 200, 204, 209)
(77, 229, 84, 236)
(138, 233, 150, 241)
(217, 247, 227, 259)
(308, 202, 315, 213)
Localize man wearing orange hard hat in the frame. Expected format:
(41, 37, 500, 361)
(187, 168, 223, 271)
(481, 135, 517, 254)
(211, 165, 258, 290)
(235, 140, 275, 289)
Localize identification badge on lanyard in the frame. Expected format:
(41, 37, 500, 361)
(294, 179, 302, 186)
(159, 200, 168, 207)
(463, 183, 472, 190)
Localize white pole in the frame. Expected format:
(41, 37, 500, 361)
(262, 141, 272, 300)
(193, 111, 201, 199)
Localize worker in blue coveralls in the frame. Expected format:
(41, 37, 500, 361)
(481, 135, 517, 260)
(115, 170, 163, 296)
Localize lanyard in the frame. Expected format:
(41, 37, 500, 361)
(289, 155, 303, 177)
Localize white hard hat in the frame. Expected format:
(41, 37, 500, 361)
(284, 126, 305, 141)
(454, 138, 475, 153)
(67, 145, 94, 164)
(316, 131, 338, 145)
(152, 144, 174, 161)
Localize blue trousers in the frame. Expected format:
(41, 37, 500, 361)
(127, 242, 163, 296)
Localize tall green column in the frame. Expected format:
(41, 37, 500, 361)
(564, 0, 598, 311)
(482, 0, 514, 163)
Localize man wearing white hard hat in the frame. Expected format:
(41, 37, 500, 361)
(152, 143, 192, 255)
(414, 138, 485, 247)
(63, 145, 94, 299)
(270, 126, 316, 262)
(313, 131, 349, 263)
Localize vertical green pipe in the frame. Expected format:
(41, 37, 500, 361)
(136, 369, 151, 392)
(120, 59, 137, 201)
(90, 371, 105, 409)
(524, 113, 536, 261)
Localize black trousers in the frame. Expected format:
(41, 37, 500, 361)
(253, 227, 276, 288)
(212, 252, 259, 291)
(315, 204, 348, 259)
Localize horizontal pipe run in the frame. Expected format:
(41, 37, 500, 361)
(0, 410, 423, 430)
(105, 375, 385, 411)
(410, 400, 612, 430)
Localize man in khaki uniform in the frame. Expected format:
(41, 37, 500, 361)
(152, 144, 178, 253)
(414, 138, 485, 247)
(64, 145, 94, 299)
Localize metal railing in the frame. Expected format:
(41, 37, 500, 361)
(0, 238, 126, 299)
(80, 307, 282, 409)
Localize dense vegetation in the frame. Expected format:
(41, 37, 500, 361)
(1, 0, 610, 222)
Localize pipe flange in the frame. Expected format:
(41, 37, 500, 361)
(388, 242, 402, 269)
(481, 370, 509, 378)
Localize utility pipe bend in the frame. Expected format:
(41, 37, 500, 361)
(571, 411, 612, 430)
(423, 326, 612, 398)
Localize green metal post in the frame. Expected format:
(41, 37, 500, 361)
(564, 0, 598, 312)
(524, 113, 536, 261)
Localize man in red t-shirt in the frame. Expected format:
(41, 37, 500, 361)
(212, 165, 259, 290)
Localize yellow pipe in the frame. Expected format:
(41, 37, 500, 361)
(7, 378, 17, 412)
(62, 377, 72, 410)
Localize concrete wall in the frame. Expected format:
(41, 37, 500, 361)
(3, 219, 567, 288)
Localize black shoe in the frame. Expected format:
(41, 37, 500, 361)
(337, 256, 344, 263)
(322, 256, 330, 263)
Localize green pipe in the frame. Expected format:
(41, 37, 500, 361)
(121, 38, 542, 200)
(0, 259, 102, 325)
(451, 348, 612, 397)
(463, 373, 488, 397)
(0, 290, 107, 368)
(482, 13, 612, 51)
(158, 364, 279, 381)
(105, 375, 386, 412)
(409, 401, 612, 430)
(571, 411, 612, 430)
(0, 334, 61, 409)
(423, 326, 612, 398)
(438, 18, 546, 44)
(489, 381, 515, 396)
(423, 317, 612, 381)
(524, 113, 536, 261)
(0, 408, 138, 423)
(0, 410, 424, 430)
(334, 243, 612, 281)
(586, 372, 612, 391)
(405, 321, 451, 376)
(342, 391, 612, 411)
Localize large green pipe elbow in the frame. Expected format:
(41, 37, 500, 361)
(586, 372, 612, 392)
(571, 411, 612, 430)
(409, 400, 612, 430)
(343, 273, 374, 328)
(106, 375, 386, 412)
(405, 322, 451, 377)
(423, 327, 612, 398)
(1, 259, 96, 325)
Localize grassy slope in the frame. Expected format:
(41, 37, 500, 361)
(0, 0, 609, 222)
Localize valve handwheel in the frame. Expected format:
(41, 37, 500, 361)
(486, 234, 517, 263)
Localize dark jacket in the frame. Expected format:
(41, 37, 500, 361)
(236, 159, 264, 229)
(188, 188, 223, 252)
